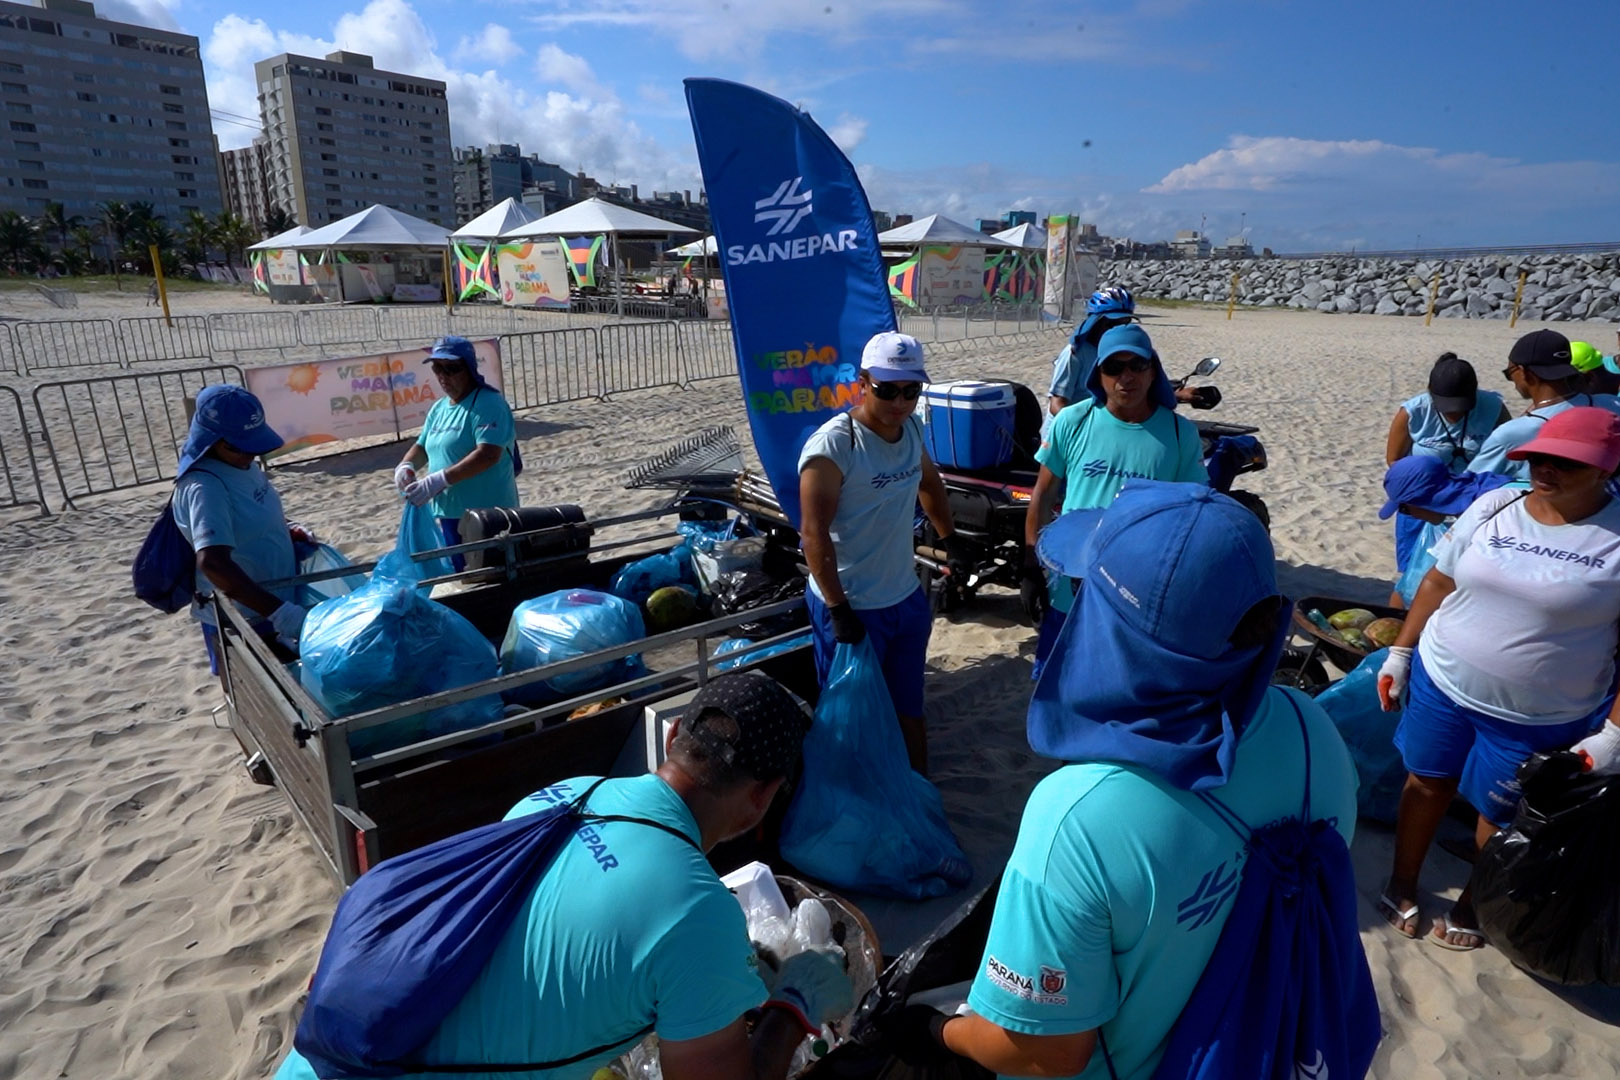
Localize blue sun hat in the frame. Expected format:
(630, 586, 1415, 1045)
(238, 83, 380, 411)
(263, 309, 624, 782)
(1378, 456, 1510, 520)
(424, 335, 486, 383)
(1085, 323, 1177, 411)
(176, 384, 283, 478)
(1028, 480, 1289, 791)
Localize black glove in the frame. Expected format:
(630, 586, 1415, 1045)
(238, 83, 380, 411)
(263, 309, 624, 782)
(1019, 546, 1048, 627)
(828, 602, 867, 646)
(878, 1004, 954, 1067)
(942, 532, 979, 583)
(1187, 385, 1222, 410)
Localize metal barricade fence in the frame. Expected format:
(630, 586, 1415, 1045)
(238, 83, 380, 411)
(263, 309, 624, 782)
(449, 304, 518, 338)
(498, 328, 602, 409)
(297, 306, 380, 349)
(207, 311, 300, 357)
(118, 315, 213, 364)
(676, 320, 736, 382)
(0, 322, 19, 374)
(375, 304, 452, 346)
(0, 385, 48, 515)
(32, 364, 244, 508)
(14, 318, 124, 373)
(598, 320, 683, 395)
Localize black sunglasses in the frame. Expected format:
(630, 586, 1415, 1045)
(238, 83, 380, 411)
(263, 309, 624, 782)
(1099, 355, 1153, 377)
(1524, 452, 1588, 472)
(1501, 365, 1519, 381)
(869, 380, 923, 401)
(431, 361, 468, 375)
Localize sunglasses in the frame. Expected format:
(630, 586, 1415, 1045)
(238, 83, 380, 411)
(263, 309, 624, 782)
(1501, 365, 1520, 381)
(1524, 452, 1590, 472)
(1099, 355, 1153, 377)
(869, 380, 923, 401)
(430, 361, 468, 376)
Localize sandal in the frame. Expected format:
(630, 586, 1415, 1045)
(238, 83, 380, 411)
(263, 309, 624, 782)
(1430, 913, 1486, 952)
(1377, 893, 1420, 939)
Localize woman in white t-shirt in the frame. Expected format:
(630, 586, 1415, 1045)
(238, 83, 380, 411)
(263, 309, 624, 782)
(1374, 406, 1620, 951)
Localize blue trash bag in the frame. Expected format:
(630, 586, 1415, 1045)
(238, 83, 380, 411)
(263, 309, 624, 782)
(295, 541, 369, 607)
(299, 506, 503, 759)
(676, 517, 749, 554)
(401, 499, 456, 582)
(780, 640, 972, 899)
(499, 589, 648, 706)
(1394, 521, 1447, 606)
(1315, 647, 1406, 823)
(608, 547, 694, 607)
(714, 633, 812, 672)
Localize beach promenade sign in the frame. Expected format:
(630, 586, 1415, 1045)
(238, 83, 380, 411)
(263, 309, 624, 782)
(245, 339, 504, 456)
(685, 77, 894, 527)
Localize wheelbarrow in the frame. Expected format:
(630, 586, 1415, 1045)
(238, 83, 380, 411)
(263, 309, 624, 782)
(1273, 594, 1406, 695)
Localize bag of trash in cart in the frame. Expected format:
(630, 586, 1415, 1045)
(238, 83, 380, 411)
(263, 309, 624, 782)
(499, 589, 649, 707)
(299, 505, 503, 757)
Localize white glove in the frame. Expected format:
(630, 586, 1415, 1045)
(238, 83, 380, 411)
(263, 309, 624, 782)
(1573, 722, 1620, 776)
(403, 469, 448, 507)
(766, 945, 853, 1032)
(1377, 645, 1412, 712)
(268, 601, 308, 649)
(393, 462, 418, 493)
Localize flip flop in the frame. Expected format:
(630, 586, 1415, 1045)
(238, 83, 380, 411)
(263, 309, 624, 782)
(1430, 914, 1486, 952)
(1378, 894, 1420, 939)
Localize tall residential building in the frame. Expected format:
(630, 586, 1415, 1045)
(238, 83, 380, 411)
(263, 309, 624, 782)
(451, 142, 583, 224)
(254, 50, 452, 228)
(219, 135, 273, 229)
(0, 0, 222, 220)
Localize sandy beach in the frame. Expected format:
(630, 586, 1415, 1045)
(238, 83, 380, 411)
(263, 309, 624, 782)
(2, 287, 1618, 1079)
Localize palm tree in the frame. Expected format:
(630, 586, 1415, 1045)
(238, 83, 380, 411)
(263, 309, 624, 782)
(181, 209, 216, 272)
(69, 224, 98, 272)
(39, 202, 81, 253)
(214, 211, 258, 268)
(127, 213, 177, 276)
(262, 205, 296, 236)
(97, 200, 134, 287)
(0, 211, 38, 273)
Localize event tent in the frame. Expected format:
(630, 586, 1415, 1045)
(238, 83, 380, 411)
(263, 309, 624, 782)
(248, 224, 312, 251)
(503, 197, 699, 315)
(992, 223, 1048, 250)
(270, 205, 451, 302)
(667, 235, 718, 257)
(877, 214, 1017, 250)
(290, 204, 452, 249)
(451, 197, 540, 241)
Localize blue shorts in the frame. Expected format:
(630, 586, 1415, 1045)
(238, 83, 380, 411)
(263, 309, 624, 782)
(806, 587, 931, 717)
(437, 516, 466, 573)
(1396, 651, 1608, 826)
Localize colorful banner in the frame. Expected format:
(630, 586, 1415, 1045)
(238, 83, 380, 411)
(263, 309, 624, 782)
(564, 235, 603, 287)
(453, 241, 496, 301)
(1044, 215, 1077, 321)
(245, 339, 504, 457)
(250, 251, 269, 294)
(686, 78, 895, 527)
(917, 244, 985, 305)
(888, 254, 920, 307)
(497, 240, 571, 309)
(265, 248, 302, 287)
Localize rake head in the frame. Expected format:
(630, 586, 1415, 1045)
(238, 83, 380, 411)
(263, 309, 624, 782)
(623, 425, 744, 490)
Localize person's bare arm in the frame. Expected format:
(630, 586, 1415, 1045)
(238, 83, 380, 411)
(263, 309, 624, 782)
(940, 1014, 1097, 1078)
(799, 458, 847, 606)
(1048, 394, 1070, 416)
(196, 546, 286, 617)
(1386, 407, 1412, 466)
(659, 1012, 806, 1080)
(1392, 568, 1457, 649)
(1025, 465, 1061, 548)
(444, 442, 504, 484)
(917, 453, 955, 539)
(400, 443, 428, 470)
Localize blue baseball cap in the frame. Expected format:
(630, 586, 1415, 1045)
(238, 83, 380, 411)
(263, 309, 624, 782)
(1378, 456, 1508, 520)
(1027, 480, 1289, 790)
(1085, 324, 1177, 411)
(176, 384, 282, 477)
(425, 335, 478, 372)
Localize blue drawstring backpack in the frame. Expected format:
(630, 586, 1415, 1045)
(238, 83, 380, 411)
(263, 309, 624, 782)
(132, 497, 195, 613)
(1115, 692, 1380, 1080)
(294, 778, 698, 1078)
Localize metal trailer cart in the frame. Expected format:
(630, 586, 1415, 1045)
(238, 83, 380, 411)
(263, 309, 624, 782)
(214, 505, 815, 885)
(1273, 594, 1405, 695)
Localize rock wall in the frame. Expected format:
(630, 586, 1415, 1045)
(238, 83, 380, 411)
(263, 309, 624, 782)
(1104, 252, 1620, 322)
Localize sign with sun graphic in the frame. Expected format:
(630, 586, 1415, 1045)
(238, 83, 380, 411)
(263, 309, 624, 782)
(245, 339, 503, 456)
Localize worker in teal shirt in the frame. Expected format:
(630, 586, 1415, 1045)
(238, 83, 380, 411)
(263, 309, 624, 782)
(885, 483, 1361, 1080)
(394, 336, 520, 570)
(273, 672, 853, 1080)
(1021, 323, 1206, 675)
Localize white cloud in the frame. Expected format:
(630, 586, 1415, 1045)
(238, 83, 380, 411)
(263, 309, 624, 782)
(826, 114, 868, 155)
(94, 0, 181, 31)
(453, 24, 522, 67)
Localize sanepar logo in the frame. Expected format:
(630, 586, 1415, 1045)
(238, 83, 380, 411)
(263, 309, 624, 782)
(728, 175, 860, 266)
(754, 176, 813, 235)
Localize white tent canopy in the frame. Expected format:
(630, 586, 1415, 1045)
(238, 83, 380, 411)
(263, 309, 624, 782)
(667, 235, 717, 257)
(502, 197, 699, 240)
(992, 223, 1048, 250)
(248, 224, 312, 251)
(452, 197, 540, 241)
(285, 204, 451, 249)
(877, 214, 1016, 249)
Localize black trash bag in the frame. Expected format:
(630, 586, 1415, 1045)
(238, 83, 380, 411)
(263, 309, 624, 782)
(803, 878, 1000, 1080)
(1471, 750, 1620, 986)
(712, 569, 808, 640)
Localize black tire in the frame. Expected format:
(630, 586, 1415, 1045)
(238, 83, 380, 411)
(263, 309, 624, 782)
(1226, 489, 1270, 532)
(1272, 646, 1330, 696)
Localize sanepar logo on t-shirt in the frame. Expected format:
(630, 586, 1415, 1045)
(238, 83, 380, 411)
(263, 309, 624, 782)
(1488, 533, 1608, 568)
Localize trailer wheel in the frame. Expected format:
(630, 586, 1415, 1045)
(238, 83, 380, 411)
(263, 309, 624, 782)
(1272, 646, 1330, 696)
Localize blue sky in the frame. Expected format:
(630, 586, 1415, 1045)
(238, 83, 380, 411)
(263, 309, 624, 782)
(101, 0, 1620, 251)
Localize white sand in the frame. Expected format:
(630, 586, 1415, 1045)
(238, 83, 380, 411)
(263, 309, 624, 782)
(2, 292, 1619, 1079)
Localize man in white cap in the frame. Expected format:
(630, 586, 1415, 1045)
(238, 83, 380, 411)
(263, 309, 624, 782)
(798, 331, 970, 774)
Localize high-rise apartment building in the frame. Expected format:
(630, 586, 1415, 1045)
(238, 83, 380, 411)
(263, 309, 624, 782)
(218, 135, 273, 228)
(0, 0, 221, 220)
(254, 50, 452, 228)
(451, 142, 582, 224)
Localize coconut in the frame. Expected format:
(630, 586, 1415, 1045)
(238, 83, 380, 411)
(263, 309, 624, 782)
(1329, 608, 1376, 630)
(1364, 617, 1404, 648)
(646, 585, 700, 633)
(1338, 627, 1369, 650)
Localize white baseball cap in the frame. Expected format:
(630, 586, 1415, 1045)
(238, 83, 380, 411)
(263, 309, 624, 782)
(860, 331, 930, 383)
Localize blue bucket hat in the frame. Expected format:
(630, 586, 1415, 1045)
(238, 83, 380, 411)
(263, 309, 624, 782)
(425, 335, 482, 379)
(1378, 456, 1510, 520)
(1085, 324, 1177, 411)
(1028, 480, 1289, 791)
(176, 384, 282, 477)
